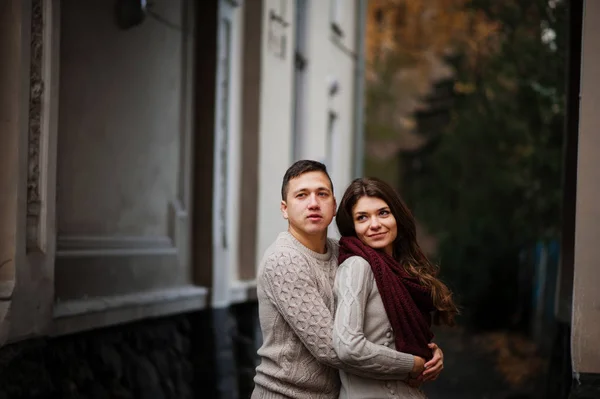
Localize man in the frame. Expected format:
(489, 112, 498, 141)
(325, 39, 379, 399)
(251, 160, 442, 398)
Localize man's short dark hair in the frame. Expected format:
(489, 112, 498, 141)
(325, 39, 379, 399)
(281, 160, 334, 200)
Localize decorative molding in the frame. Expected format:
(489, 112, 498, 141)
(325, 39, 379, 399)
(168, 199, 190, 267)
(51, 285, 208, 336)
(0, 281, 14, 301)
(169, 0, 194, 273)
(54, 285, 207, 318)
(56, 235, 177, 257)
(211, 1, 237, 307)
(5, 0, 60, 346)
(26, 0, 44, 251)
(217, 17, 231, 250)
(229, 280, 257, 304)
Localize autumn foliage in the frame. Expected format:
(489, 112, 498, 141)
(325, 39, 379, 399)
(365, 0, 567, 328)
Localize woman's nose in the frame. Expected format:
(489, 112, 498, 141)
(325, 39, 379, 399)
(369, 217, 381, 229)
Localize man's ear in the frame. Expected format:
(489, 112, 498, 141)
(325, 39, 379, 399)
(281, 200, 288, 219)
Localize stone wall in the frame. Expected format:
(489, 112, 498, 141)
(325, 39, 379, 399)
(0, 302, 260, 399)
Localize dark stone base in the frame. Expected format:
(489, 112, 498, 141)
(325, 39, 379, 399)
(545, 322, 573, 398)
(0, 302, 259, 399)
(570, 373, 600, 399)
(192, 302, 261, 399)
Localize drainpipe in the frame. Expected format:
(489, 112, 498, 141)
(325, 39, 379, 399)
(353, 0, 368, 178)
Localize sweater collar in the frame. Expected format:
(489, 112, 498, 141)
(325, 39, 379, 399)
(281, 232, 333, 262)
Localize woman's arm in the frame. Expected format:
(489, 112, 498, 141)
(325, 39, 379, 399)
(333, 256, 424, 379)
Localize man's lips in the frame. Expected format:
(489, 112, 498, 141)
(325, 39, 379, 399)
(307, 214, 323, 220)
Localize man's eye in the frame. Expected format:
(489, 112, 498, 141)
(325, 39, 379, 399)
(296, 193, 306, 198)
(318, 192, 328, 197)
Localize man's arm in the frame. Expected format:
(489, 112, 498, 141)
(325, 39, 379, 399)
(261, 249, 411, 380)
(333, 256, 421, 377)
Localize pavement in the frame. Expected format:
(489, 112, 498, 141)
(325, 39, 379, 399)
(421, 327, 546, 399)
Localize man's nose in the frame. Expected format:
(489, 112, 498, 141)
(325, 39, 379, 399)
(307, 193, 320, 208)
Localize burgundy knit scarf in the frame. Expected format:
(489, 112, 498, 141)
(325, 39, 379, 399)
(338, 236, 435, 360)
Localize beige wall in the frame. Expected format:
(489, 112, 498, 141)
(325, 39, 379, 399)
(571, 0, 600, 374)
(255, 0, 296, 260)
(303, 0, 357, 197)
(254, 0, 360, 260)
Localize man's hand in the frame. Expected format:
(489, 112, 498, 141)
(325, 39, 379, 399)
(420, 342, 444, 382)
(410, 356, 426, 377)
(406, 356, 425, 388)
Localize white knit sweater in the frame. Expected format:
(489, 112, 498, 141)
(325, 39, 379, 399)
(251, 232, 415, 399)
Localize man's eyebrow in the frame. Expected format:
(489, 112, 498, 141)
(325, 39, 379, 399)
(292, 186, 331, 194)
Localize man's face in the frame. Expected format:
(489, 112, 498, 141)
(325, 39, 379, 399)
(281, 171, 336, 237)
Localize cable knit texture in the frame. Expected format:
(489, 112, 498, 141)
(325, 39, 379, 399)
(339, 237, 435, 361)
(252, 232, 418, 399)
(334, 256, 427, 399)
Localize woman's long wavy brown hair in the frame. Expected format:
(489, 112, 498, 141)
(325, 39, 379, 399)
(336, 177, 459, 326)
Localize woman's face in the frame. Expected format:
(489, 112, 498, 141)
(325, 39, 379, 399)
(352, 196, 398, 256)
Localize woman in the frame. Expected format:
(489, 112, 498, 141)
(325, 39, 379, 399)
(333, 177, 459, 398)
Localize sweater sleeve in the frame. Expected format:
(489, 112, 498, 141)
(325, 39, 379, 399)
(333, 256, 415, 376)
(261, 249, 410, 380)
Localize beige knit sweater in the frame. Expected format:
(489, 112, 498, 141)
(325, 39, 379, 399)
(251, 232, 415, 399)
(334, 256, 427, 399)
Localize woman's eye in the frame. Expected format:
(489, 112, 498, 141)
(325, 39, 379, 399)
(380, 210, 390, 216)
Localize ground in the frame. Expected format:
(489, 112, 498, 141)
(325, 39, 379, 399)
(423, 327, 547, 399)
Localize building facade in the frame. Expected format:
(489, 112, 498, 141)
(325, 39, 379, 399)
(551, 1, 600, 398)
(0, 0, 367, 398)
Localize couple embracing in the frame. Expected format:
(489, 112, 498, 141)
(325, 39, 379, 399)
(251, 160, 459, 399)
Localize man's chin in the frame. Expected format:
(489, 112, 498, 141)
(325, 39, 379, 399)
(302, 223, 330, 235)
(305, 227, 328, 235)
(289, 223, 329, 237)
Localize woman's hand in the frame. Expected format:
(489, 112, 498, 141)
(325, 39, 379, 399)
(406, 343, 444, 387)
(420, 342, 444, 382)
